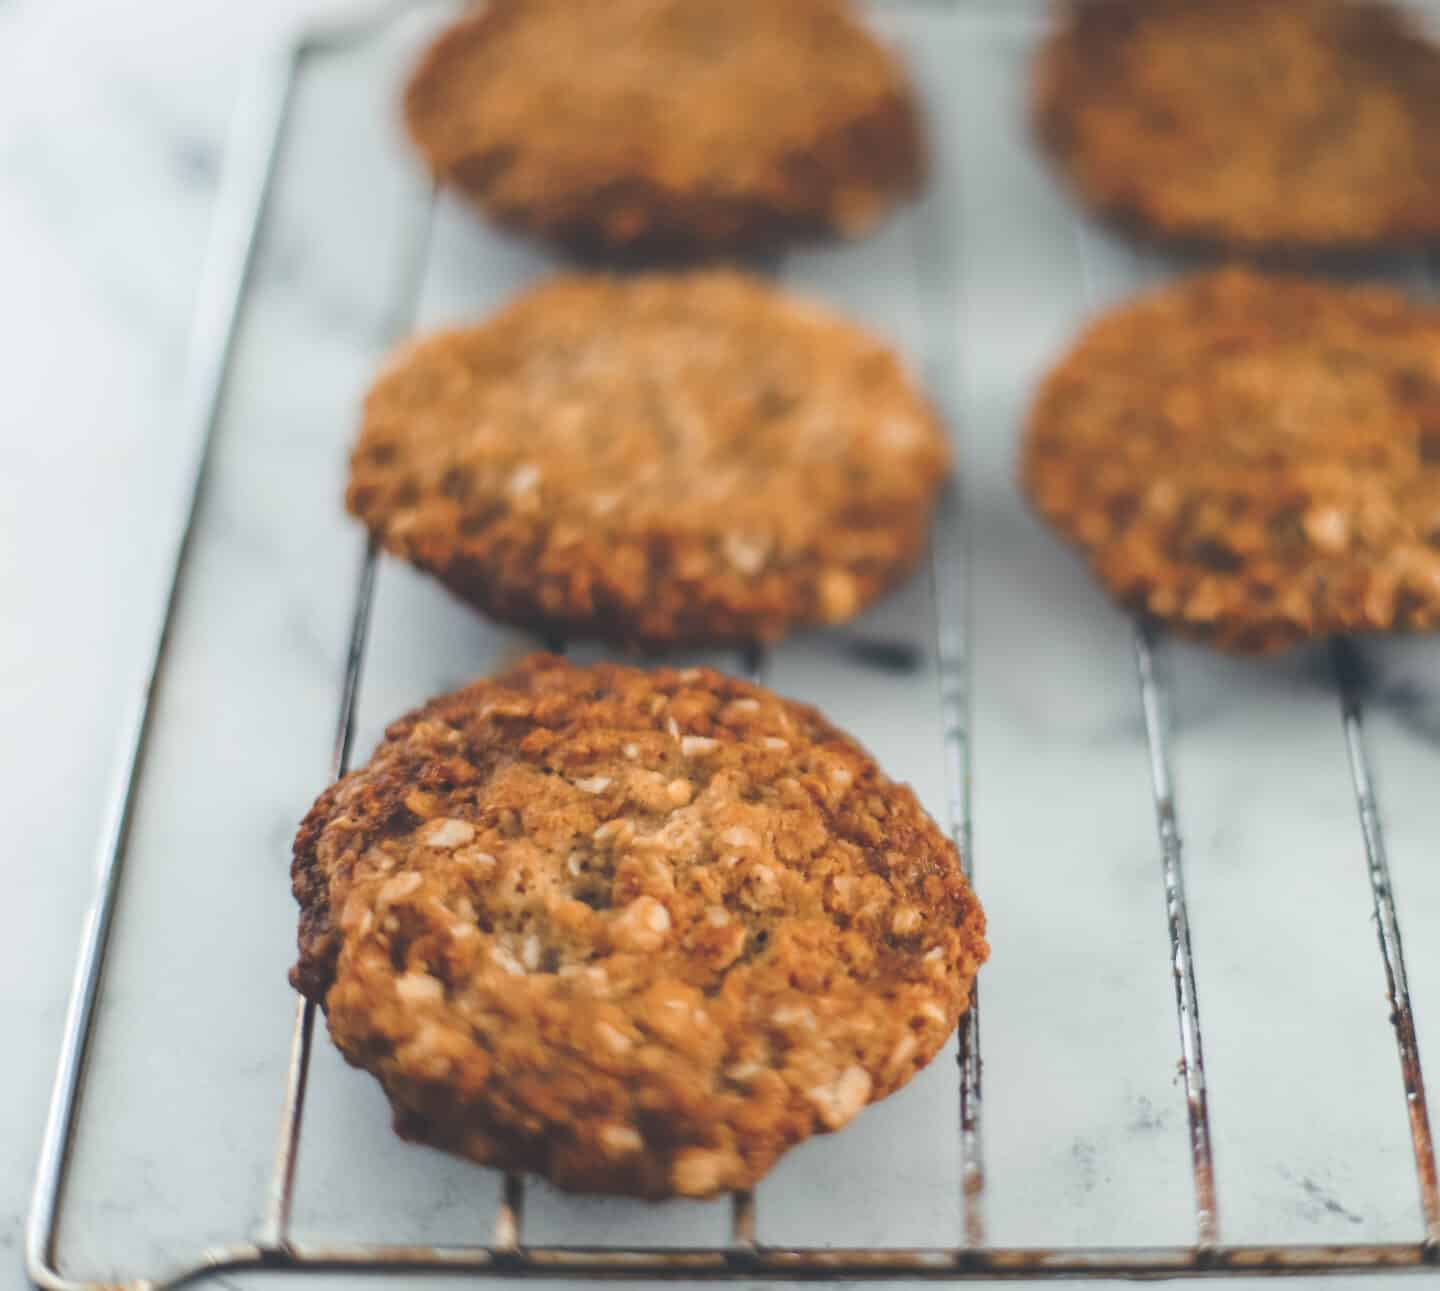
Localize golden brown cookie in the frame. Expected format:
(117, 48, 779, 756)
(1022, 269, 1440, 654)
(347, 270, 949, 649)
(1032, 0, 1440, 251)
(291, 654, 986, 1198)
(404, 0, 924, 257)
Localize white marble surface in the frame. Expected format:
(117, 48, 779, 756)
(4, 3, 1440, 1291)
(0, 0, 296, 1277)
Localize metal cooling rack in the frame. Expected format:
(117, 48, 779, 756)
(25, 0, 1440, 1286)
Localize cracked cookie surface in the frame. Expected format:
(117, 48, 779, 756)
(1023, 269, 1440, 653)
(291, 654, 986, 1197)
(347, 270, 949, 650)
(1032, 0, 1440, 251)
(404, 0, 924, 257)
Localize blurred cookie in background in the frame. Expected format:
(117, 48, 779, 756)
(405, 0, 925, 258)
(348, 271, 949, 649)
(1032, 0, 1440, 252)
(1023, 269, 1440, 653)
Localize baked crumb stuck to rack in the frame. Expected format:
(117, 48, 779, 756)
(27, 1, 1440, 1287)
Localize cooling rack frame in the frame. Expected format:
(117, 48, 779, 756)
(25, 1, 1440, 1285)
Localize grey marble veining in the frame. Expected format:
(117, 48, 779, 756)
(7, 3, 1440, 1291)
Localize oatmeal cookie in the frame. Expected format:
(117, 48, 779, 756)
(347, 270, 949, 649)
(291, 654, 986, 1198)
(1023, 269, 1440, 653)
(1032, 0, 1440, 251)
(403, 0, 924, 257)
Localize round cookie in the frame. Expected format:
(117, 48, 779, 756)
(347, 270, 949, 649)
(403, 0, 924, 257)
(1032, 0, 1440, 252)
(291, 654, 986, 1198)
(1023, 269, 1440, 654)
